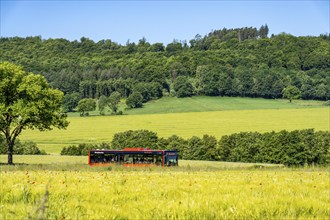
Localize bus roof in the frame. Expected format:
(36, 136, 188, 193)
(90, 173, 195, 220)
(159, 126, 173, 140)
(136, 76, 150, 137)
(90, 149, 177, 153)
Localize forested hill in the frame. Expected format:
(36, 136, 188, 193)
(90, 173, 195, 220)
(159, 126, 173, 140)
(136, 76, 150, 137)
(1, 26, 329, 104)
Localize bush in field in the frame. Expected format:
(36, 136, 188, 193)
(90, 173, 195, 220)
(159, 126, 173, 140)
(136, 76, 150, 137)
(282, 85, 301, 103)
(77, 98, 96, 116)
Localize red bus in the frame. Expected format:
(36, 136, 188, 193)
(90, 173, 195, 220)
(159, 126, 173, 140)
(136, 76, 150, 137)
(88, 148, 178, 167)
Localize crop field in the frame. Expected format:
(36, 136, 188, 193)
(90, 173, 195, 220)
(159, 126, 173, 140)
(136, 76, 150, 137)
(20, 107, 329, 154)
(0, 158, 329, 219)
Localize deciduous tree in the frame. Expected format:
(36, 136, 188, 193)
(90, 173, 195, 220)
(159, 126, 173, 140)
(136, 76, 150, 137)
(108, 91, 121, 114)
(282, 85, 301, 102)
(77, 98, 96, 116)
(0, 62, 68, 164)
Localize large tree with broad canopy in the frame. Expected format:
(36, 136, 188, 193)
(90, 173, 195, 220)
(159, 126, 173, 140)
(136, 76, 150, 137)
(0, 62, 69, 164)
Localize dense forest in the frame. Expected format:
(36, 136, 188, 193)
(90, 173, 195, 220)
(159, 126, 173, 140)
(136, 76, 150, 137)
(1, 25, 329, 110)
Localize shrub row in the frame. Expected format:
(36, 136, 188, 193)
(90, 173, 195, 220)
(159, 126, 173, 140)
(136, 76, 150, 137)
(60, 129, 330, 166)
(60, 143, 110, 156)
(218, 130, 330, 166)
(0, 137, 46, 155)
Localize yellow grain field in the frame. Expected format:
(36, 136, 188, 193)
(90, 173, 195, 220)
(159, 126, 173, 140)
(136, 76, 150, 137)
(0, 168, 329, 219)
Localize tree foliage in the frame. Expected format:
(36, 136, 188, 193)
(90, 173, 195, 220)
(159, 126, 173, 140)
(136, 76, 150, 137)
(0, 26, 329, 104)
(126, 92, 143, 108)
(0, 135, 46, 155)
(63, 129, 330, 166)
(63, 92, 80, 112)
(173, 76, 194, 98)
(77, 98, 96, 116)
(111, 130, 158, 149)
(61, 143, 110, 156)
(98, 95, 108, 115)
(0, 62, 68, 164)
(282, 85, 301, 102)
(108, 91, 121, 114)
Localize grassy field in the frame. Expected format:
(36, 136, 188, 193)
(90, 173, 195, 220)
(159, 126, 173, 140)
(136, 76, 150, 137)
(20, 107, 329, 154)
(68, 96, 327, 117)
(0, 158, 328, 219)
(125, 96, 327, 115)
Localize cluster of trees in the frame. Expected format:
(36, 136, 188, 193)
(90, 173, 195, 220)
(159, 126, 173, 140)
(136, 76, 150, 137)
(218, 129, 330, 166)
(61, 129, 330, 166)
(1, 26, 329, 111)
(174, 66, 329, 100)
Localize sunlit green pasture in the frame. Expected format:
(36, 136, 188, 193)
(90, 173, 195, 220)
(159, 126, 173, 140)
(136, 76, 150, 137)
(68, 96, 327, 117)
(20, 108, 329, 154)
(0, 164, 328, 219)
(125, 96, 328, 115)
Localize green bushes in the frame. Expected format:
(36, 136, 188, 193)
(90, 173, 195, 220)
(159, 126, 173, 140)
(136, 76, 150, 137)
(60, 143, 110, 156)
(0, 136, 46, 155)
(218, 129, 330, 166)
(111, 130, 158, 149)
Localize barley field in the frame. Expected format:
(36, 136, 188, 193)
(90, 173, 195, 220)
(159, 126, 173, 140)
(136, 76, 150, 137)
(0, 163, 329, 219)
(20, 107, 329, 154)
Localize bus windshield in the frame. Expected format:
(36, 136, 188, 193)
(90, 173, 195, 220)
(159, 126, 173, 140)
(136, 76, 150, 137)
(165, 154, 178, 166)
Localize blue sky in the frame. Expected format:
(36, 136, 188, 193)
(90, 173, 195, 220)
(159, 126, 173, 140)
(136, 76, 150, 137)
(1, 1, 329, 45)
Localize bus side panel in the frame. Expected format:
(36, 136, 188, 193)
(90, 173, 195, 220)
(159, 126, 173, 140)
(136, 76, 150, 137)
(123, 164, 158, 167)
(89, 163, 116, 167)
(88, 150, 91, 165)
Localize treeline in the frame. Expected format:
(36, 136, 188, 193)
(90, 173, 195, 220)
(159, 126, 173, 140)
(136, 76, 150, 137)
(61, 129, 330, 166)
(0, 26, 329, 105)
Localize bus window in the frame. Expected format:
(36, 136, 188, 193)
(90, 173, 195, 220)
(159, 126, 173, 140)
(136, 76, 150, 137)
(166, 155, 178, 166)
(89, 149, 178, 167)
(104, 154, 116, 163)
(156, 155, 162, 165)
(124, 154, 134, 164)
(90, 153, 105, 163)
(118, 155, 124, 164)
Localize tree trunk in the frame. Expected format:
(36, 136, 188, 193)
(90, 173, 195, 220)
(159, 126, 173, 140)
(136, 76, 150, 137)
(8, 141, 14, 165)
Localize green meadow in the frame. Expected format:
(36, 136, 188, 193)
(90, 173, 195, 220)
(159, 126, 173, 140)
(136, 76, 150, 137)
(67, 96, 327, 117)
(17, 97, 328, 154)
(125, 96, 327, 115)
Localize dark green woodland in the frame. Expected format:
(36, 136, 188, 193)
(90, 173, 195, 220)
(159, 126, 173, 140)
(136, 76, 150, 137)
(1, 26, 329, 110)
